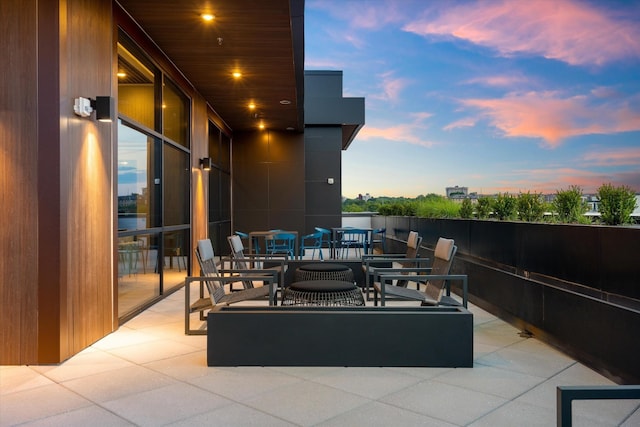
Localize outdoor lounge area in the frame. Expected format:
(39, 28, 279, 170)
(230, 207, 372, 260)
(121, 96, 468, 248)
(2, 287, 638, 426)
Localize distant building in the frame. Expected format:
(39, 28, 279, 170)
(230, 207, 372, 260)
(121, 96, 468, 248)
(446, 186, 468, 199)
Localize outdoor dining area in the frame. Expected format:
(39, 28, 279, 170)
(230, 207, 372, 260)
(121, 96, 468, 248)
(184, 228, 472, 368)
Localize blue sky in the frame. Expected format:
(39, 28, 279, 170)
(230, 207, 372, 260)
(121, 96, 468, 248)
(304, 0, 640, 198)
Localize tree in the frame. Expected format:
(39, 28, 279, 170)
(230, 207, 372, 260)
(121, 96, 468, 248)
(476, 197, 493, 219)
(553, 185, 588, 223)
(596, 183, 638, 225)
(517, 192, 545, 222)
(493, 193, 517, 220)
(459, 197, 473, 219)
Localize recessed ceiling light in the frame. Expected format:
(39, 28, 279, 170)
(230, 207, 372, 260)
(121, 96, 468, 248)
(201, 13, 215, 22)
(117, 72, 126, 78)
(248, 102, 256, 110)
(279, 99, 291, 105)
(232, 71, 242, 79)
(259, 122, 265, 130)
(286, 127, 295, 131)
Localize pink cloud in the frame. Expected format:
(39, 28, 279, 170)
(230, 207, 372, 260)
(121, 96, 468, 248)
(459, 91, 640, 146)
(358, 124, 435, 148)
(369, 71, 411, 103)
(464, 74, 531, 88)
(478, 167, 640, 194)
(403, 0, 640, 66)
(358, 112, 435, 147)
(583, 147, 640, 167)
(310, 0, 407, 30)
(444, 117, 477, 131)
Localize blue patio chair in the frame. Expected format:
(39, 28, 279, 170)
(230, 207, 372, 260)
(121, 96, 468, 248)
(371, 227, 386, 253)
(300, 231, 324, 260)
(339, 228, 368, 259)
(267, 232, 296, 258)
(315, 227, 337, 257)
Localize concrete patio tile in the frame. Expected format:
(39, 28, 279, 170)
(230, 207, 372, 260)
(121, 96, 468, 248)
(475, 341, 574, 378)
(433, 364, 546, 400)
(243, 380, 369, 426)
(0, 383, 92, 426)
(166, 402, 297, 427)
(20, 405, 135, 427)
(29, 350, 135, 383)
(316, 401, 457, 427)
(105, 338, 201, 365)
(312, 366, 423, 399)
(143, 350, 211, 381)
(0, 366, 55, 396)
(62, 364, 177, 403)
(187, 366, 303, 401)
(102, 382, 233, 426)
(381, 380, 508, 425)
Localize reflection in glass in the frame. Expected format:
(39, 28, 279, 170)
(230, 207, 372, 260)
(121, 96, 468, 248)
(162, 229, 190, 292)
(117, 233, 160, 318)
(117, 36, 157, 130)
(163, 145, 190, 226)
(163, 77, 190, 147)
(117, 121, 160, 230)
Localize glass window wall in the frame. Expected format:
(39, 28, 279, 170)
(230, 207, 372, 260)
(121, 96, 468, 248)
(117, 31, 191, 321)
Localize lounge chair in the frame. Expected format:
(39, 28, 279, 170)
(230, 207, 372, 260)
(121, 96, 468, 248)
(361, 231, 425, 299)
(372, 237, 466, 307)
(184, 239, 277, 334)
(225, 234, 288, 290)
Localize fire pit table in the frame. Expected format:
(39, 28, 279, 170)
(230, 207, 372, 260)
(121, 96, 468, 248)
(282, 280, 365, 306)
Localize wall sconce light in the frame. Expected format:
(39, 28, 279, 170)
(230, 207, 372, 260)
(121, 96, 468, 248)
(73, 96, 113, 122)
(200, 157, 212, 170)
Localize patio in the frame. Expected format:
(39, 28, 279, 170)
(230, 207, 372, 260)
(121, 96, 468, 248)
(2, 286, 638, 426)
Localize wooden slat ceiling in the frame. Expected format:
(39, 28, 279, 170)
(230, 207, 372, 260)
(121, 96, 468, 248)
(117, 0, 304, 133)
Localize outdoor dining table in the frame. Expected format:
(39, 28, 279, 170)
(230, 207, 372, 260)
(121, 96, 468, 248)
(248, 230, 299, 259)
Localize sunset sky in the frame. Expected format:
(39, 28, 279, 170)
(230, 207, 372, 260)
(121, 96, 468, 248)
(304, 0, 640, 198)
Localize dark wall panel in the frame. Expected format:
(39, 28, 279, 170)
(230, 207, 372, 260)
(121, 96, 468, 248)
(232, 130, 305, 235)
(304, 127, 342, 233)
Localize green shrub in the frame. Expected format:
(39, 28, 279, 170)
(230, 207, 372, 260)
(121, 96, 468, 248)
(596, 183, 638, 225)
(553, 185, 588, 223)
(476, 197, 493, 219)
(415, 196, 460, 218)
(459, 198, 473, 219)
(517, 192, 545, 222)
(377, 201, 417, 216)
(493, 193, 517, 220)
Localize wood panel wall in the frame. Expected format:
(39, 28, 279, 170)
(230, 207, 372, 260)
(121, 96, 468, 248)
(57, 0, 116, 360)
(0, 0, 40, 364)
(1, 0, 116, 365)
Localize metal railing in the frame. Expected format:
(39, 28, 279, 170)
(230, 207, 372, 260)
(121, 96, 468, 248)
(557, 385, 640, 426)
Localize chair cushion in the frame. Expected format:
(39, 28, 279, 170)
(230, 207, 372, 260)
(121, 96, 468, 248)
(197, 239, 215, 262)
(229, 235, 244, 253)
(434, 238, 455, 261)
(407, 231, 419, 249)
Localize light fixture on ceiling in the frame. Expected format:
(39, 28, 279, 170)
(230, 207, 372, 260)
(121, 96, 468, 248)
(201, 13, 215, 22)
(248, 102, 256, 110)
(73, 96, 113, 122)
(279, 99, 291, 105)
(232, 71, 242, 79)
(200, 157, 212, 170)
(259, 122, 265, 130)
